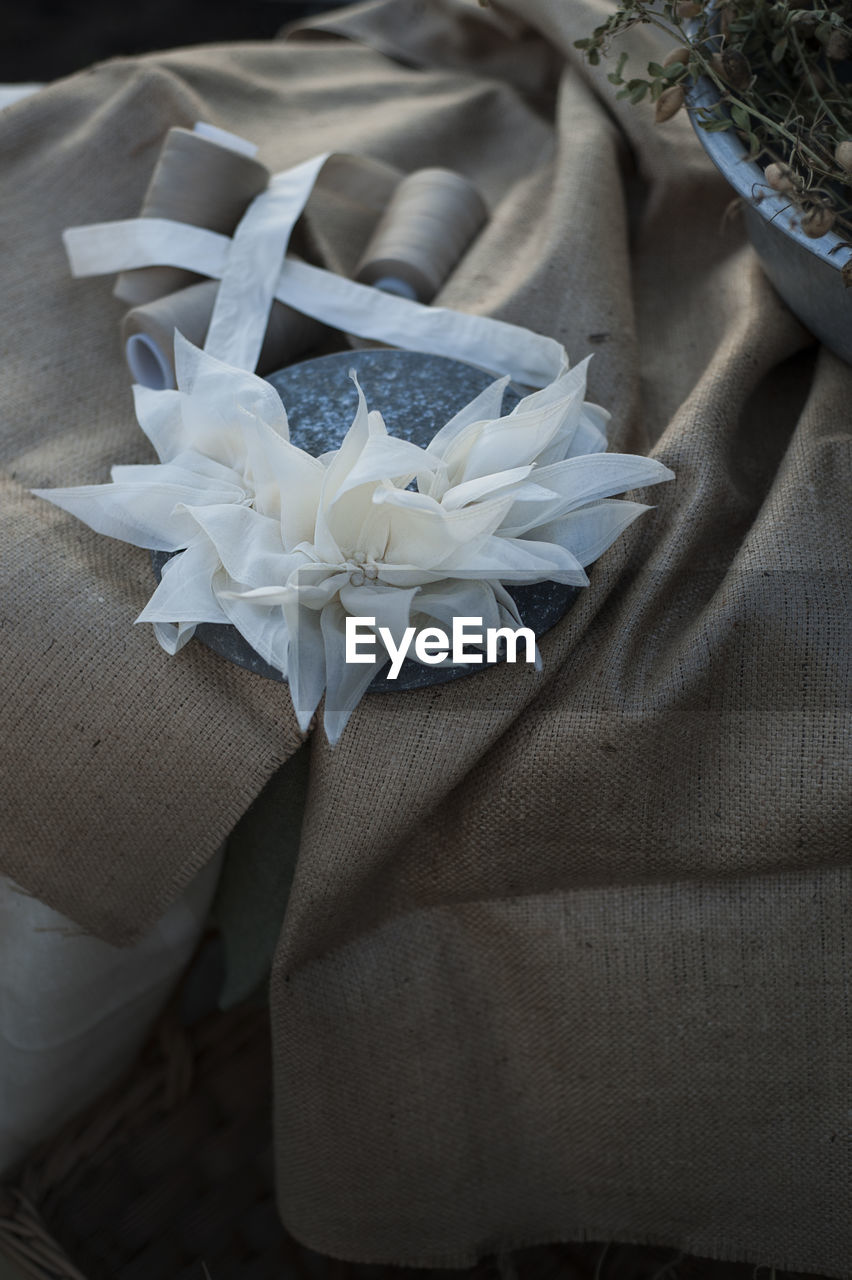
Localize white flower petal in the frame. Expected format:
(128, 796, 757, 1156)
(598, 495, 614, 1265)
(424, 375, 510, 461)
(281, 598, 327, 732)
(318, 371, 371, 506)
(31, 482, 231, 551)
(491, 579, 525, 628)
(136, 540, 229, 626)
(501, 356, 611, 467)
(367, 409, 387, 437)
(174, 331, 290, 440)
(332, 434, 438, 502)
(375, 565, 459, 589)
(324, 488, 391, 565)
(413, 579, 504, 637)
(375, 488, 515, 567)
(235, 408, 320, 525)
(440, 464, 535, 511)
(312, 373, 374, 562)
(442, 534, 589, 586)
(500, 454, 674, 537)
(373, 485, 440, 513)
(172, 449, 252, 487)
(152, 621, 197, 655)
(132, 386, 185, 462)
(234, 435, 326, 550)
(532, 499, 652, 567)
(550, 401, 611, 463)
(418, 379, 512, 499)
(110, 461, 246, 500)
(223, 584, 292, 603)
(227, 568, 350, 611)
(508, 355, 590, 419)
(533, 403, 610, 467)
(454, 395, 578, 483)
(287, 567, 351, 610)
(182, 504, 295, 589)
(320, 600, 386, 745)
(217, 581, 290, 676)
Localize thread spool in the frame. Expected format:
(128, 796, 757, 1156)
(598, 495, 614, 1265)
(121, 279, 327, 390)
(114, 125, 270, 307)
(354, 168, 488, 304)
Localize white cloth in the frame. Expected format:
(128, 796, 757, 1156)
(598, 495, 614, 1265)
(0, 852, 222, 1176)
(0, 85, 42, 111)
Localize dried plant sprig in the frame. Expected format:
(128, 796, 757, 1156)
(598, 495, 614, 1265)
(575, 1, 852, 279)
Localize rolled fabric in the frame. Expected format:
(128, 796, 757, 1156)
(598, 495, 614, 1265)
(114, 125, 270, 306)
(354, 167, 488, 303)
(121, 278, 327, 389)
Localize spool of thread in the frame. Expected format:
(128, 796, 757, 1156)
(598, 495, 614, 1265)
(114, 125, 270, 307)
(354, 168, 488, 304)
(121, 279, 327, 390)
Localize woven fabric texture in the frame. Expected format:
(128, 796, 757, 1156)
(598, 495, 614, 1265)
(0, 996, 833, 1280)
(0, 0, 849, 1273)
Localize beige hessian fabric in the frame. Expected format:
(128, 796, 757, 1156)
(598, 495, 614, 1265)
(0, 0, 849, 1272)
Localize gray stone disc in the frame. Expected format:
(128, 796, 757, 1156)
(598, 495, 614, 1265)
(153, 348, 579, 691)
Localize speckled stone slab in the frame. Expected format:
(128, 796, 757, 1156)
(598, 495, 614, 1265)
(154, 349, 579, 692)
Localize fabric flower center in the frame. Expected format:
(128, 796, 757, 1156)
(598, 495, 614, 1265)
(347, 554, 380, 587)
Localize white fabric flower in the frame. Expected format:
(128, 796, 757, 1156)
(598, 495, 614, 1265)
(34, 335, 673, 743)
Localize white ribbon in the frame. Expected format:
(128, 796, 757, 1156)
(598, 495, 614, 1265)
(64, 218, 229, 277)
(204, 152, 331, 370)
(62, 151, 569, 388)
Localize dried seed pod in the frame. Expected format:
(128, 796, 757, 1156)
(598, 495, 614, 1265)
(655, 84, 686, 124)
(676, 1, 702, 17)
(719, 47, 751, 90)
(664, 46, 692, 68)
(764, 162, 796, 193)
(835, 140, 852, 175)
(801, 205, 836, 239)
(826, 30, 852, 61)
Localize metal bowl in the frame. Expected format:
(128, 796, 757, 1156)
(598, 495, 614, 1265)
(687, 74, 852, 365)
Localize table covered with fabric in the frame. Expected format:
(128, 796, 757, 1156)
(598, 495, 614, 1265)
(0, 0, 849, 1275)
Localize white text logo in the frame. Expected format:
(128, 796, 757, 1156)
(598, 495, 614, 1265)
(345, 616, 537, 680)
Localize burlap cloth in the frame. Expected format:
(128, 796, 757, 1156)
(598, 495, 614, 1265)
(1, 0, 849, 1273)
